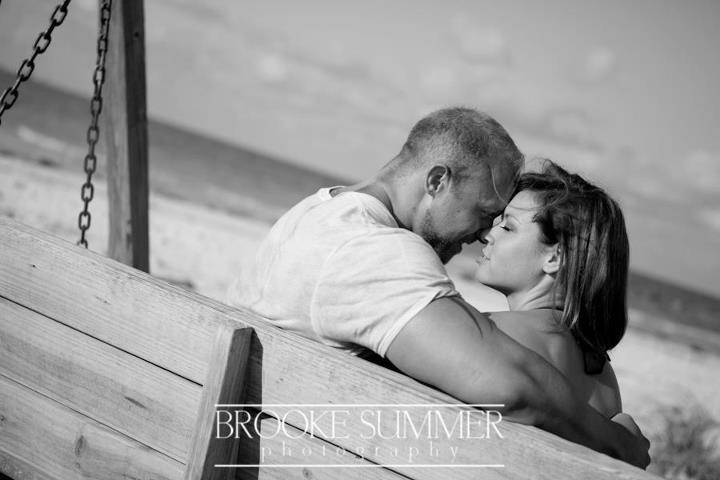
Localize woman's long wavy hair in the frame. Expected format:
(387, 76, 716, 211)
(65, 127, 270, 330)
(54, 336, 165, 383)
(516, 161, 629, 372)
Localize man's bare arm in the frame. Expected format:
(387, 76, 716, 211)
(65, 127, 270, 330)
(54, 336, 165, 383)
(385, 296, 650, 468)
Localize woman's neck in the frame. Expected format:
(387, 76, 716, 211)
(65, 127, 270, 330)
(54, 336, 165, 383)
(506, 282, 558, 311)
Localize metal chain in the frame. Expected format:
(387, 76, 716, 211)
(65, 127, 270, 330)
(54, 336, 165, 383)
(78, 0, 112, 248)
(0, 0, 72, 126)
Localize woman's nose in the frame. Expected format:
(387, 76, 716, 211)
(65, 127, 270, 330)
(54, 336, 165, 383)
(482, 225, 499, 245)
(477, 226, 492, 244)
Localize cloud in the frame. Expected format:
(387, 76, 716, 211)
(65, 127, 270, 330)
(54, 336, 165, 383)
(627, 149, 720, 202)
(679, 150, 720, 195)
(74, 0, 97, 12)
(583, 47, 616, 81)
(256, 53, 289, 84)
(419, 64, 459, 95)
(449, 17, 511, 65)
(697, 209, 720, 233)
(595, 148, 720, 206)
(415, 59, 507, 107)
(519, 137, 604, 177)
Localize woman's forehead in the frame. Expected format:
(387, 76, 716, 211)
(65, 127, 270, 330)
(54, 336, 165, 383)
(506, 190, 539, 217)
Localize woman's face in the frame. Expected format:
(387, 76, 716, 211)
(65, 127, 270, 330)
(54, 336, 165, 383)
(474, 190, 556, 296)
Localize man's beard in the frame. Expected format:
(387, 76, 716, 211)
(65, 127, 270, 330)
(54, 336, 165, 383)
(420, 211, 457, 264)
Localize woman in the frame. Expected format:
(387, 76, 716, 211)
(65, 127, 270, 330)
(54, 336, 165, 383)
(476, 160, 628, 418)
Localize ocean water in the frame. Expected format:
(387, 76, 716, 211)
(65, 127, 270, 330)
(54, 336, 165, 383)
(1, 2, 719, 299)
(1, 70, 718, 335)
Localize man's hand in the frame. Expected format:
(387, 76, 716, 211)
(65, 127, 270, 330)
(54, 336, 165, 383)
(386, 296, 651, 467)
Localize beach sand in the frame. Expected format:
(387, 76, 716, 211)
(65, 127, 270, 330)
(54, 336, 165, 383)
(2, 151, 719, 472)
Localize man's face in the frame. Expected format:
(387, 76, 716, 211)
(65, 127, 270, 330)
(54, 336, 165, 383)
(418, 167, 515, 264)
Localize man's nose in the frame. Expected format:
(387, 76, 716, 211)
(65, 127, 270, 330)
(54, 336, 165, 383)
(476, 226, 492, 244)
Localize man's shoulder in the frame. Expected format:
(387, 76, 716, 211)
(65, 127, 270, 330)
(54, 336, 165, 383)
(264, 188, 445, 273)
(309, 190, 397, 228)
(287, 190, 422, 243)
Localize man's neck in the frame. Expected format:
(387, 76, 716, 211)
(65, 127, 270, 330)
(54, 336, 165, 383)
(339, 180, 408, 229)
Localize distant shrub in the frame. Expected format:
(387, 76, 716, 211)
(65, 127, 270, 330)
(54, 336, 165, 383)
(650, 405, 720, 480)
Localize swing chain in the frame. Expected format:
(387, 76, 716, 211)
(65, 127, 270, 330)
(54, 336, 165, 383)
(0, 0, 72, 126)
(78, 0, 112, 248)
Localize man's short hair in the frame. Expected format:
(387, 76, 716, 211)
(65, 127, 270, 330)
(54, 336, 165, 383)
(400, 107, 524, 189)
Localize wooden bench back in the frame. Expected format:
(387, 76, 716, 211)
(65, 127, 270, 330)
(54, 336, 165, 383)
(0, 217, 659, 479)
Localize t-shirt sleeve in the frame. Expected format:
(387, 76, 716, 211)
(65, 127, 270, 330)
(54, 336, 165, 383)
(310, 229, 459, 357)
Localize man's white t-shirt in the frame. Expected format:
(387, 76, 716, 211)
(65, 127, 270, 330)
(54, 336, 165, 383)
(227, 187, 459, 357)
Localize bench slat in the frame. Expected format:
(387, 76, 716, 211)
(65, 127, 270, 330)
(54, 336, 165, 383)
(0, 217, 660, 479)
(234, 414, 414, 480)
(0, 453, 55, 480)
(0, 218, 215, 383)
(0, 297, 200, 463)
(0, 293, 389, 479)
(185, 326, 252, 479)
(0, 374, 184, 480)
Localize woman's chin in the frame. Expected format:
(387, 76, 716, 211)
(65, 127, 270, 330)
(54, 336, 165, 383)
(473, 269, 493, 286)
(474, 271, 507, 295)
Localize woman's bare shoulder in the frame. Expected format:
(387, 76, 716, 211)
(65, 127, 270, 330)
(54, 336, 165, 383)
(487, 310, 561, 359)
(488, 310, 622, 417)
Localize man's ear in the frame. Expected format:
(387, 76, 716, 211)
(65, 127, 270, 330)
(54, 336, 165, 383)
(426, 165, 450, 197)
(543, 245, 562, 275)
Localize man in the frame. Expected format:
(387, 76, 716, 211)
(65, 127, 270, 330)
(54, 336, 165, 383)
(227, 107, 650, 468)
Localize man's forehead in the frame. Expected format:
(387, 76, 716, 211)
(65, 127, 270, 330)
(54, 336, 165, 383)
(482, 199, 507, 218)
(465, 169, 513, 207)
(493, 162, 521, 195)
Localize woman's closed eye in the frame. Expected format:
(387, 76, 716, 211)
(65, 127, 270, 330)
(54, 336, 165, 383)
(497, 219, 512, 232)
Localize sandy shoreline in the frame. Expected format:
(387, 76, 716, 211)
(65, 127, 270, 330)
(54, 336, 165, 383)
(2, 152, 719, 470)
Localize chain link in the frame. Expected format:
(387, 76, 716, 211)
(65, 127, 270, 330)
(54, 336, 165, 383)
(0, 0, 72, 126)
(78, 0, 112, 248)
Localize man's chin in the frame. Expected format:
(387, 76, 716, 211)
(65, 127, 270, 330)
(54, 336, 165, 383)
(438, 246, 462, 264)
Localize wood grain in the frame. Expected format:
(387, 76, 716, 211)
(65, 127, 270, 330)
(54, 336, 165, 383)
(0, 374, 184, 480)
(105, 0, 149, 271)
(0, 217, 660, 479)
(0, 297, 200, 462)
(231, 411, 411, 480)
(185, 326, 252, 479)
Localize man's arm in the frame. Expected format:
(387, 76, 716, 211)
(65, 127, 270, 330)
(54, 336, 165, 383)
(385, 296, 650, 468)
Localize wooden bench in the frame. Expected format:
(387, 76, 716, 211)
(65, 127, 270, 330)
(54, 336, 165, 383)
(0, 217, 660, 479)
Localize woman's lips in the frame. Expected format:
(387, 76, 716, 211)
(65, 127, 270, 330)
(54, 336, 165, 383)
(476, 250, 490, 263)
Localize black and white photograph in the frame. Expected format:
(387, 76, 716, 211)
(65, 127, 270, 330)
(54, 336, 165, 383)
(1, 1, 719, 479)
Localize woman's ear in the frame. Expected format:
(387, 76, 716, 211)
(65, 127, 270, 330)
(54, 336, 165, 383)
(543, 245, 562, 275)
(426, 165, 450, 197)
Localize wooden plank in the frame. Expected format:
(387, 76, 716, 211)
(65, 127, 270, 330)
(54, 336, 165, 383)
(0, 303, 404, 480)
(0, 218, 660, 479)
(0, 297, 200, 462)
(105, 0, 149, 271)
(0, 374, 184, 480)
(1, 218, 214, 382)
(185, 326, 253, 480)
(0, 453, 55, 480)
(231, 412, 411, 480)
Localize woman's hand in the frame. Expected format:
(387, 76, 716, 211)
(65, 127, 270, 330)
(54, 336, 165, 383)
(612, 412, 643, 437)
(611, 412, 650, 467)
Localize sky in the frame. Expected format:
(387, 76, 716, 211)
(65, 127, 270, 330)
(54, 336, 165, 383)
(1, 0, 719, 296)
